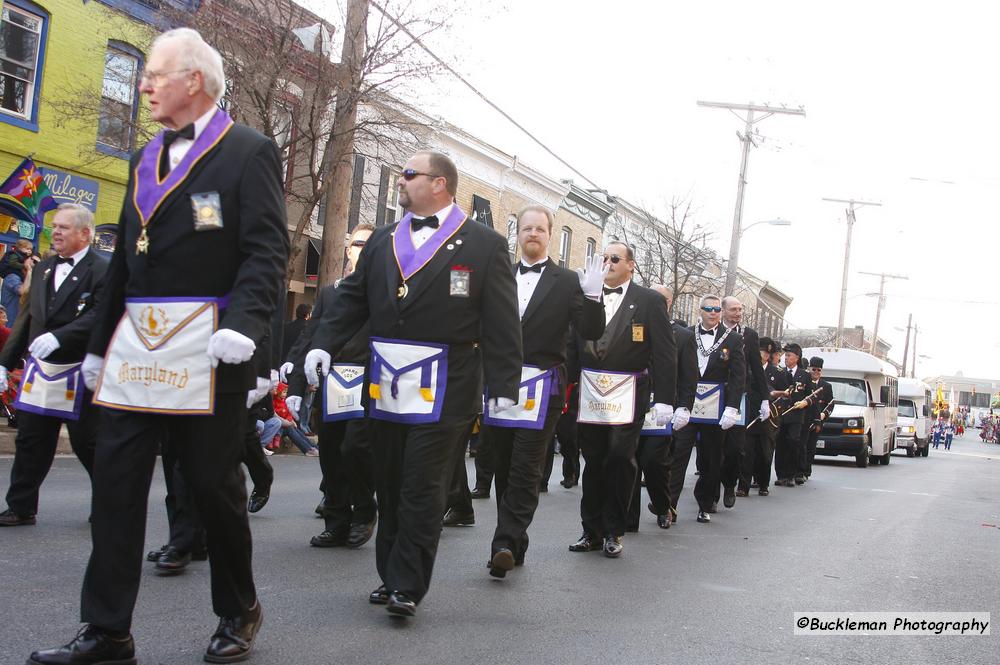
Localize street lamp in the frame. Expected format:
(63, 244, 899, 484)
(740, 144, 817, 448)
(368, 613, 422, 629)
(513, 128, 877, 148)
(724, 218, 791, 296)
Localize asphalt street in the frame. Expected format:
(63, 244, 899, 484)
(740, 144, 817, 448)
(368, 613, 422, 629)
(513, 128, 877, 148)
(1, 433, 998, 665)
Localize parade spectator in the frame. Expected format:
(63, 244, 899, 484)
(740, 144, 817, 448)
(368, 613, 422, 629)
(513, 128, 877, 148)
(0, 305, 10, 354)
(272, 382, 319, 456)
(0, 240, 37, 324)
(281, 303, 311, 363)
(944, 422, 954, 450)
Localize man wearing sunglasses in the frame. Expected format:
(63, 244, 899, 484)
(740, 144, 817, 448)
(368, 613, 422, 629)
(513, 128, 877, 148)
(567, 242, 676, 557)
(667, 295, 745, 524)
(304, 151, 521, 618)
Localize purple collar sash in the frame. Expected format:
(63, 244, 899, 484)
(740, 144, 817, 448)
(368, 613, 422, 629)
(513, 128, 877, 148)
(132, 109, 234, 225)
(392, 206, 467, 281)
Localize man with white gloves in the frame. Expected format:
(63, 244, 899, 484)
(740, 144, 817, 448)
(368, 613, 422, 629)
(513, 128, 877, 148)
(667, 294, 745, 524)
(0, 203, 107, 527)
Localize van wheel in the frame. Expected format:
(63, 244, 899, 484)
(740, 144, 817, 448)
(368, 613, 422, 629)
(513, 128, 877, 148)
(856, 441, 870, 468)
(880, 452, 891, 465)
(921, 447, 929, 457)
(906, 448, 914, 457)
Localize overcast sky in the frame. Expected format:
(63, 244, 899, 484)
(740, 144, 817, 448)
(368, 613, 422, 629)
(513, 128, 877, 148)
(309, 0, 1000, 384)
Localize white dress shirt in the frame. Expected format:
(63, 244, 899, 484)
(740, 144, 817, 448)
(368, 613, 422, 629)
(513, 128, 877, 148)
(515, 257, 548, 319)
(166, 106, 218, 173)
(53, 246, 90, 292)
(602, 279, 630, 324)
(697, 325, 718, 375)
(410, 203, 455, 250)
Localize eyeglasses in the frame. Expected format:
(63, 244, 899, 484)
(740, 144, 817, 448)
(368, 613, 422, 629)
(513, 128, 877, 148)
(602, 254, 624, 264)
(701, 306, 722, 313)
(350, 240, 367, 248)
(138, 68, 191, 85)
(400, 169, 441, 181)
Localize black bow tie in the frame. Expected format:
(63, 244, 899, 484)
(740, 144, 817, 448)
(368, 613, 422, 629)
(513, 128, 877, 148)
(603, 286, 623, 296)
(410, 215, 439, 231)
(162, 123, 195, 148)
(55, 256, 74, 266)
(518, 261, 547, 274)
(698, 326, 717, 336)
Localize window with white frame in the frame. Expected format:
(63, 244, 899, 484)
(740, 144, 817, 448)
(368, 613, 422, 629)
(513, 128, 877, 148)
(558, 226, 572, 267)
(0, 2, 44, 121)
(97, 44, 140, 151)
(586, 237, 596, 262)
(384, 168, 401, 224)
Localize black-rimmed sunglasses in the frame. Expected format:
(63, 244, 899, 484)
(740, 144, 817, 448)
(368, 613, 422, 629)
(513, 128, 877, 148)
(701, 306, 722, 313)
(350, 240, 367, 248)
(401, 169, 441, 181)
(602, 254, 624, 264)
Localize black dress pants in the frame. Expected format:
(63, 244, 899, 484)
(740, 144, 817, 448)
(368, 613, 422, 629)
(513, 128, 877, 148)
(81, 393, 255, 633)
(372, 415, 475, 603)
(578, 415, 644, 538)
(775, 420, 802, 481)
(4, 397, 98, 516)
(742, 423, 776, 490)
(803, 424, 819, 477)
(720, 425, 746, 491)
(242, 414, 273, 493)
(318, 417, 377, 533)
(669, 423, 725, 513)
(161, 442, 205, 553)
(445, 424, 474, 516)
(472, 430, 494, 492)
(627, 434, 672, 528)
(487, 402, 561, 559)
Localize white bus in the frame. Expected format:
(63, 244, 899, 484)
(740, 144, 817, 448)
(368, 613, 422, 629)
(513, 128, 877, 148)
(896, 377, 932, 458)
(802, 347, 898, 468)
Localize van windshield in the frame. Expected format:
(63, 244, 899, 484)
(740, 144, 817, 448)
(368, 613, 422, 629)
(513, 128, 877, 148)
(898, 399, 916, 418)
(826, 377, 868, 407)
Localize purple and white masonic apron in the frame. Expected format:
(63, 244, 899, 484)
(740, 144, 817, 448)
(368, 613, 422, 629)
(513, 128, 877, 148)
(14, 356, 85, 420)
(323, 364, 366, 422)
(640, 393, 673, 436)
(367, 337, 448, 424)
(482, 365, 558, 430)
(577, 368, 641, 426)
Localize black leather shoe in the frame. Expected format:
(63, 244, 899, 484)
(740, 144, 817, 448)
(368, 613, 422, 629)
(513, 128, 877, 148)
(204, 601, 262, 663)
(750, 481, 759, 489)
(347, 520, 376, 549)
(656, 514, 671, 529)
(568, 533, 601, 552)
(560, 475, 578, 488)
(386, 592, 417, 617)
(368, 585, 389, 605)
(470, 487, 490, 499)
(603, 536, 623, 558)
(489, 548, 515, 578)
(723, 487, 736, 508)
(794, 476, 806, 485)
(146, 544, 168, 562)
(735, 488, 749, 498)
(310, 530, 347, 547)
(697, 511, 711, 523)
(442, 509, 475, 527)
(0, 508, 35, 526)
(28, 625, 136, 665)
(314, 501, 324, 517)
(155, 546, 191, 574)
(758, 488, 770, 496)
(247, 489, 269, 514)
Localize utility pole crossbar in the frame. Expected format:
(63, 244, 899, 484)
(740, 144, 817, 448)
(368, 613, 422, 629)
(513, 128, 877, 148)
(859, 270, 908, 356)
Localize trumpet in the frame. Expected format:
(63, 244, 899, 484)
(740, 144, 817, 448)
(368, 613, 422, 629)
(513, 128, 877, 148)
(747, 386, 826, 430)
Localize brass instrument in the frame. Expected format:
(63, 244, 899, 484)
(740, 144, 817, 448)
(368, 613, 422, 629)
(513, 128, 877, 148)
(747, 386, 826, 430)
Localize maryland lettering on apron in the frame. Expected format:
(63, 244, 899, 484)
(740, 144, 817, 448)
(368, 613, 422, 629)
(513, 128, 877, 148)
(577, 368, 640, 426)
(482, 365, 558, 430)
(14, 356, 85, 421)
(323, 363, 366, 422)
(368, 337, 448, 424)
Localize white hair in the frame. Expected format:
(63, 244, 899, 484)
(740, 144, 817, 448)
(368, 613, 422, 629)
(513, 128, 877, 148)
(55, 203, 94, 235)
(700, 294, 721, 307)
(152, 28, 226, 102)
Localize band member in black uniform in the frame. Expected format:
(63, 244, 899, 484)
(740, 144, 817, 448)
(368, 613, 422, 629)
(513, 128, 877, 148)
(0, 204, 107, 527)
(719, 297, 769, 507)
(801, 356, 834, 480)
(481, 205, 604, 578)
(741, 336, 781, 495)
(30, 29, 288, 665)
(666, 295, 744, 523)
(627, 285, 696, 530)
(567, 241, 676, 557)
(774, 343, 810, 487)
(305, 150, 521, 618)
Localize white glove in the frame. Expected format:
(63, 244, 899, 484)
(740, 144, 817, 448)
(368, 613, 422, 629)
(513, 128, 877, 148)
(671, 406, 690, 430)
(28, 332, 61, 360)
(575, 253, 610, 298)
(286, 395, 302, 416)
(246, 376, 271, 408)
(304, 349, 331, 387)
(82, 353, 104, 392)
(653, 403, 674, 426)
(759, 400, 770, 421)
(279, 361, 294, 383)
(206, 329, 256, 368)
(719, 406, 740, 430)
(0, 365, 7, 393)
(489, 397, 516, 414)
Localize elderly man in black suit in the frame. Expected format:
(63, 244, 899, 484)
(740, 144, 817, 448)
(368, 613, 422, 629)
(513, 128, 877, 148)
(0, 204, 108, 528)
(305, 150, 522, 618)
(480, 205, 605, 578)
(567, 241, 676, 557)
(29, 28, 288, 665)
(667, 294, 745, 523)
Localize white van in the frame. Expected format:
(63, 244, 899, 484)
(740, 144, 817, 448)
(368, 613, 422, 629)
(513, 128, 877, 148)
(896, 377, 932, 457)
(802, 347, 898, 467)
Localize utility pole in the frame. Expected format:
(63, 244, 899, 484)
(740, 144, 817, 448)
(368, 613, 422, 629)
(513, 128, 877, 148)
(318, 0, 369, 287)
(822, 198, 882, 348)
(859, 271, 908, 357)
(911, 324, 918, 378)
(901, 313, 912, 377)
(697, 101, 805, 296)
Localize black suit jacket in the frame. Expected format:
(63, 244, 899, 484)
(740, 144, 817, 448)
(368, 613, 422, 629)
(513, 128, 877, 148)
(673, 322, 698, 411)
(781, 366, 812, 423)
(692, 325, 746, 410)
(0, 250, 109, 368)
(733, 325, 768, 415)
(310, 215, 522, 417)
(806, 378, 835, 427)
(88, 122, 289, 393)
(569, 281, 677, 408)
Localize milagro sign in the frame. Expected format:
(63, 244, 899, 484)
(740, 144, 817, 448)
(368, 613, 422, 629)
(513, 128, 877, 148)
(39, 167, 99, 212)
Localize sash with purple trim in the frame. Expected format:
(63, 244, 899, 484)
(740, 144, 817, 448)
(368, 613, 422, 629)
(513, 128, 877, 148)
(367, 337, 448, 424)
(131, 110, 234, 250)
(392, 206, 467, 293)
(94, 297, 223, 415)
(482, 365, 558, 430)
(14, 356, 85, 421)
(323, 364, 366, 422)
(577, 368, 641, 426)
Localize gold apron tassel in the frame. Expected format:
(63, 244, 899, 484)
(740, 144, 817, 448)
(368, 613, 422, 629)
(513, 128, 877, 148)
(525, 398, 536, 411)
(420, 387, 434, 402)
(369, 384, 381, 400)
(65, 390, 76, 401)
(22, 382, 32, 393)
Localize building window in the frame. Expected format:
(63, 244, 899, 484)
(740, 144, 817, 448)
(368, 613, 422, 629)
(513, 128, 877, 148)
(558, 226, 572, 267)
(97, 42, 141, 154)
(507, 213, 518, 260)
(0, 0, 47, 129)
(586, 237, 596, 262)
(383, 168, 401, 224)
(271, 102, 294, 184)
